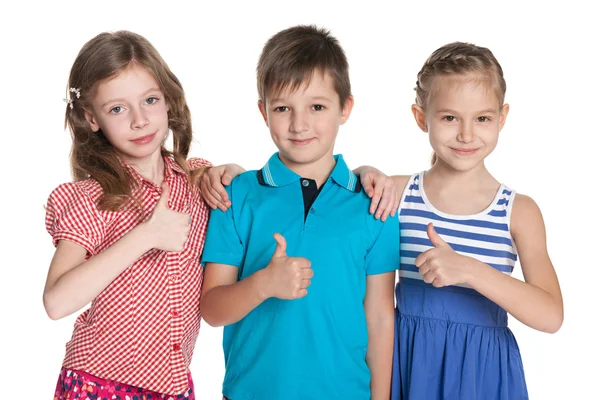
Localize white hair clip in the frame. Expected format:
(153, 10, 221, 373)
(63, 87, 81, 109)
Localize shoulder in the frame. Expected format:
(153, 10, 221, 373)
(48, 179, 103, 207)
(394, 174, 413, 192)
(510, 193, 546, 239)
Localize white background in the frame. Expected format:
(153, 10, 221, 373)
(0, 1, 597, 398)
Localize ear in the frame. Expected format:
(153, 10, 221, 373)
(339, 95, 354, 125)
(498, 103, 510, 131)
(412, 104, 428, 132)
(83, 108, 100, 132)
(258, 100, 269, 127)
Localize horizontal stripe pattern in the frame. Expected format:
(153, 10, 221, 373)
(399, 172, 517, 286)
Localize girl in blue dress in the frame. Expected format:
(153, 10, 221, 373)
(381, 42, 564, 399)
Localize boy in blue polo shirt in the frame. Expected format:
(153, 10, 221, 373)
(200, 25, 400, 400)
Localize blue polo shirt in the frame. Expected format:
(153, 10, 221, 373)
(201, 153, 400, 400)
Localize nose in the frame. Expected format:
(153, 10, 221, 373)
(457, 121, 476, 143)
(131, 106, 150, 130)
(290, 110, 309, 134)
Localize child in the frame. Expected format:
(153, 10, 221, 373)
(44, 31, 211, 399)
(200, 25, 400, 400)
(208, 41, 565, 399)
(385, 42, 563, 399)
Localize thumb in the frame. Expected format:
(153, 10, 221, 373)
(427, 223, 447, 247)
(272, 233, 287, 258)
(157, 183, 171, 209)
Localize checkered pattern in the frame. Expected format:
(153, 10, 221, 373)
(45, 156, 210, 395)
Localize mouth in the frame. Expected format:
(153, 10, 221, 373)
(289, 138, 315, 146)
(451, 147, 479, 156)
(131, 132, 157, 145)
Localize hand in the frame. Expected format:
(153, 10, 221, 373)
(415, 223, 473, 287)
(357, 166, 402, 221)
(200, 164, 245, 211)
(260, 234, 313, 300)
(145, 184, 191, 252)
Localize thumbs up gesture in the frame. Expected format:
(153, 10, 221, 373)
(414, 223, 471, 288)
(145, 184, 191, 252)
(261, 233, 314, 300)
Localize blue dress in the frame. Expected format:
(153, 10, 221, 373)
(392, 172, 528, 399)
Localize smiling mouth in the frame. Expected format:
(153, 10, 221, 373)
(131, 132, 156, 144)
(451, 147, 479, 155)
(289, 138, 315, 146)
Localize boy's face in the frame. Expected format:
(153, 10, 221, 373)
(259, 71, 353, 171)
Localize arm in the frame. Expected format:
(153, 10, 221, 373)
(201, 234, 313, 327)
(365, 271, 396, 400)
(417, 195, 563, 333)
(200, 263, 268, 326)
(43, 184, 190, 320)
(466, 194, 563, 333)
(44, 225, 154, 320)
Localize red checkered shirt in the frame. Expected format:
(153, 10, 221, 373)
(45, 155, 210, 395)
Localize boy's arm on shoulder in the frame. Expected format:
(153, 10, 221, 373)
(365, 271, 395, 400)
(510, 193, 564, 328)
(200, 262, 268, 327)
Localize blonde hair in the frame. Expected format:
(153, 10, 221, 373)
(414, 42, 506, 165)
(65, 31, 194, 211)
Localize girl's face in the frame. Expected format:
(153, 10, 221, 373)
(84, 63, 169, 164)
(414, 75, 509, 172)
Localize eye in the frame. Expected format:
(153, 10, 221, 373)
(443, 115, 456, 122)
(145, 97, 159, 105)
(312, 104, 325, 111)
(477, 116, 491, 122)
(110, 106, 123, 114)
(273, 106, 289, 112)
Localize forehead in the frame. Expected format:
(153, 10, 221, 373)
(429, 75, 502, 111)
(94, 63, 160, 101)
(267, 70, 337, 103)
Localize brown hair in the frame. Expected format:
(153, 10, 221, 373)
(414, 42, 506, 165)
(64, 30, 197, 211)
(257, 25, 351, 108)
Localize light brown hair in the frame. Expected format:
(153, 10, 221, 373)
(257, 25, 351, 108)
(65, 30, 197, 211)
(414, 42, 506, 165)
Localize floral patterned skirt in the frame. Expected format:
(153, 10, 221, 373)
(54, 367, 195, 399)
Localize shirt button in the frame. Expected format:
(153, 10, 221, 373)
(302, 179, 309, 187)
(310, 207, 315, 214)
(172, 310, 179, 317)
(169, 274, 179, 283)
(173, 343, 181, 351)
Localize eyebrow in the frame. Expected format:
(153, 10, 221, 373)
(436, 108, 497, 114)
(101, 87, 162, 108)
(270, 95, 334, 104)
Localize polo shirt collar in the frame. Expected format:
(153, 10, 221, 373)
(260, 153, 360, 193)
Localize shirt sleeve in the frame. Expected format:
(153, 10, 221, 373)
(201, 183, 244, 268)
(365, 213, 400, 275)
(45, 182, 105, 256)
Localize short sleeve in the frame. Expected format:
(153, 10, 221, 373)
(187, 157, 212, 170)
(365, 213, 400, 275)
(201, 184, 244, 268)
(45, 182, 105, 256)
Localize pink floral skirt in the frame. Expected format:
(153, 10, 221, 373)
(54, 367, 195, 399)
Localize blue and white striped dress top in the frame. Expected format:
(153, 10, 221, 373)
(399, 172, 518, 287)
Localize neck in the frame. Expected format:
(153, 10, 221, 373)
(280, 153, 336, 187)
(122, 147, 165, 186)
(427, 159, 495, 189)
